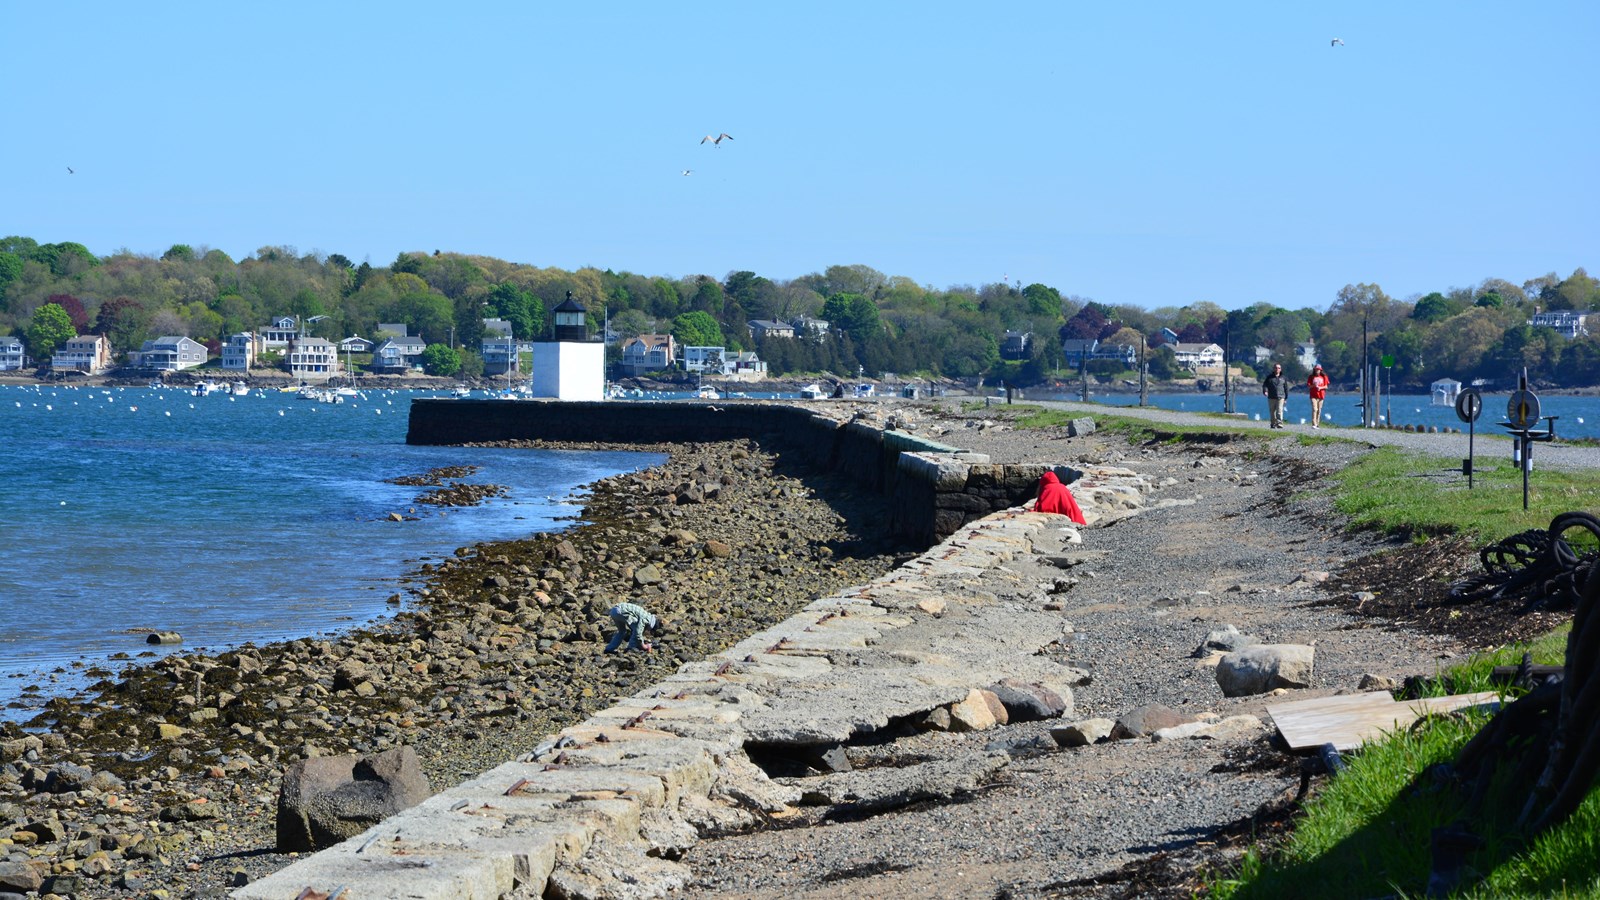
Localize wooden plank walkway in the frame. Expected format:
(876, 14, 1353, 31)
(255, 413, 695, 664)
(1268, 690, 1502, 752)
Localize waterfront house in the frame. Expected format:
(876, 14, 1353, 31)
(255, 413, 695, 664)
(370, 335, 427, 373)
(1531, 311, 1589, 339)
(0, 335, 26, 371)
(221, 332, 258, 371)
(337, 335, 374, 355)
(1431, 378, 1463, 406)
(726, 351, 768, 380)
(1172, 342, 1224, 371)
(683, 346, 726, 374)
(747, 319, 796, 341)
(481, 319, 520, 376)
(1001, 330, 1033, 361)
(289, 337, 339, 382)
(260, 316, 300, 351)
(619, 334, 676, 376)
(51, 334, 113, 375)
(136, 336, 208, 372)
(1060, 338, 1137, 368)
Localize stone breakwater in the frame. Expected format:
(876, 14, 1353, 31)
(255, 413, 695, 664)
(235, 467, 1156, 900)
(0, 439, 906, 898)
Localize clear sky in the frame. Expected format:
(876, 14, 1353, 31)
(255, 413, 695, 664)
(4, 2, 1595, 311)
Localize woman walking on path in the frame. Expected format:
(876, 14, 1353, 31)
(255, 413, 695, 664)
(1262, 364, 1290, 428)
(1307, 365, 1329, 428)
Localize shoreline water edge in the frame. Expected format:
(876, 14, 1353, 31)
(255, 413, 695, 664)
(0, 435, 908, 898)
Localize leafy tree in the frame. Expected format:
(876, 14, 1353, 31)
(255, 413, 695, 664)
(0, 236, 39, 257)
(26, 303, 76, 359)
(1476, 292, 1504, 309)
(1412, 292, 1459, 322)
(819, 292, 882, 339)
(1021, 283, 1062, 318)
(162, 244, 195, 262)
(672, 310, 723, 348)
(0, 252, 23, 297)
(1059, 303, 1111, 340)
(1147, 346, 1179, 379)
(420, 343, 461, 376)
(486, 282, 544, 339)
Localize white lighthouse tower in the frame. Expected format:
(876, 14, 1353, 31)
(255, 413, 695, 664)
(530, 292, 605, 401)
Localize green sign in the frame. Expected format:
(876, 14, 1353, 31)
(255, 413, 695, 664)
(1381, 354, 1395, 368)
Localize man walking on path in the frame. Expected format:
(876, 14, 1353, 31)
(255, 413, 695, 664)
(604, 602, 664, 653)
(1307, 364, 1329, 428)
(1263, 363, 1290, 428)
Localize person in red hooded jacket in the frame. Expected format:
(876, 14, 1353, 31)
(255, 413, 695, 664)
(1034, 470, 1086, 524)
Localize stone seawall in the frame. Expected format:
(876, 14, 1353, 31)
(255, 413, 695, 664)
(406, 400, 1069, 546)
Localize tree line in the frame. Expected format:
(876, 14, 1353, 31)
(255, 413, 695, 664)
(1, 235, 1596, 388)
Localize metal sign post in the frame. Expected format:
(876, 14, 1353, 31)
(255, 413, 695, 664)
(1455, 388, 1482, 488)
(1501, 368, 1551, 511)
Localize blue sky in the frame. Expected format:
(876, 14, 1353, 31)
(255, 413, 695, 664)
(4, 2, 1595, 311)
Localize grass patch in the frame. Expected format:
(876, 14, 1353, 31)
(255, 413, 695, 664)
(1211, 629, 1600, 899)
(1330, 447, 1600, 543)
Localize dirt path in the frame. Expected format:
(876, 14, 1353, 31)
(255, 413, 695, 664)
(680, 421, 1463, 899)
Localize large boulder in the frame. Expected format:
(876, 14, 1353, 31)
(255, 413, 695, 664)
(276, 746, 433, 852)
(1216, 644, 1316, 697)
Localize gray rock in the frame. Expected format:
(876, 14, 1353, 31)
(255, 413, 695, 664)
(1067, 417, 1097, 437)
(1216, 644, 1316, 697)
(1050, 718, 1115, 747)
(987, 680, 1069, 722)
(794, 752, 1009, 811)
(0, 861, 42, 894)
(145, 631, 182, 645)
(275, 746, 434, 852)
(41, 762, 94, 794)
(1110, 704, 1198, 740)
(1194, 624, 1257, 656)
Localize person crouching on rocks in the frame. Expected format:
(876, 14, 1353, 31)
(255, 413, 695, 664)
(605, 602, 665, 653)
(1034, 470, 1087, 525)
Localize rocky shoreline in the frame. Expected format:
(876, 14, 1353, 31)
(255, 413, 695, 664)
(0, 438, 909, 898)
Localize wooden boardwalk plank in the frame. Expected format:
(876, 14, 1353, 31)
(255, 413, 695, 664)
(1268, 691, 1501, 752)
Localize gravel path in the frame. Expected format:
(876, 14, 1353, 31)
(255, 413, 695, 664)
(973, 397, 1600, 470)
(680, 405, 1467, 899)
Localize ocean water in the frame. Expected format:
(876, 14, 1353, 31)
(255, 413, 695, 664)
(0, 384, 664, 717)
(1034, 390, 1600, 440)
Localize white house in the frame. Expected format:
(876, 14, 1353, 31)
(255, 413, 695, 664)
(1531, 311, 1588, 339)
(259, 316, 300, 351)
(791, 316, 830, 339)
(1172, 342, 1224, 370)
(137, 336, 208, 372)
(683, 346, 726, 374)
(0, 335, 26, 371)
(1295, 342, 1318, 369)
(51, 334, 113, 375)
(619, 334, 676, 376)
(1061, 338, 1136, 368)
(221, 332, 258, 371)
(289, 337, 339, 382)
(370, 336, 427, 373)
(1431, 378, 1462, 406)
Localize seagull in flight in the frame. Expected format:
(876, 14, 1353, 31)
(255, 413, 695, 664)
(66, 166, 75, 174)
(700, 133, 734, 146)
(681, 169, 693, 176)
(1330, 38, 1344, 46)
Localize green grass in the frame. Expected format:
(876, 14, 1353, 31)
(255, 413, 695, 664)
(1329, 446, 1600, 543)
(1211, 629, 1600, 899)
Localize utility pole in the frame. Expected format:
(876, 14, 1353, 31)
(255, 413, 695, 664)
(1360, 311, 1370, 427)
(1138, 339, 1148, 407)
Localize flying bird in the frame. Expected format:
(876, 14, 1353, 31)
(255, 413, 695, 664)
(66, 166, 74, 174)
(700, 133, 734, 146)
(681, 169, 693, 176)
(1330, 38, 1344, 46)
